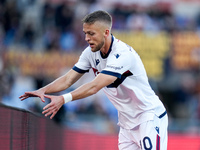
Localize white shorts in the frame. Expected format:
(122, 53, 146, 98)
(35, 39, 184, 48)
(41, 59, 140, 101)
(118, 112, 168, 150)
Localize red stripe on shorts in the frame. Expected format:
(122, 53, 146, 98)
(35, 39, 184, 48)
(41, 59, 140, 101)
(156, 134, 160, 150)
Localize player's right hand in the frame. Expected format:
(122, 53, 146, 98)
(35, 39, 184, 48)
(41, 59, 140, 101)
(19, 90, 45, 103)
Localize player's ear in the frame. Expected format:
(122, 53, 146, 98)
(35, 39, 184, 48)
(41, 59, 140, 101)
(104, 29, 110, 37)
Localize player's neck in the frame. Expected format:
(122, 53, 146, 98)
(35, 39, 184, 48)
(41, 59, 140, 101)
(100, 34, 112, 56)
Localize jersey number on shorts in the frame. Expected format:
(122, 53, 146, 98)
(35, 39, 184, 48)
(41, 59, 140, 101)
(140, 136, 152, 150)
(140, 135, 160, 150)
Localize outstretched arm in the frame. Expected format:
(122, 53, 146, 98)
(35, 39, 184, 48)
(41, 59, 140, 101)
(19, 69, 83, 102)
(41, 69, 83, 94)
(42, 73, 117, 119)
(70, 73, 116, 100)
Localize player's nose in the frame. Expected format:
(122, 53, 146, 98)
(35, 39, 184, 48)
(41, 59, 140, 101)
(85, 34, 90, 42)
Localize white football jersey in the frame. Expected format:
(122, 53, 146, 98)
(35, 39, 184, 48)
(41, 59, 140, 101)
(73, 35, 166, 129)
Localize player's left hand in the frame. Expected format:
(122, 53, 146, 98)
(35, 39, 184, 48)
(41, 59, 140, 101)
(42, 95, 65, 119)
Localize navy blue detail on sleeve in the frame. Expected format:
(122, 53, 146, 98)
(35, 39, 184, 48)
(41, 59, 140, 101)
(101, 70, 121, 78)
(159, 110, 167, 119)
(72, 66, 89, 73)
(103, 70, 133, 88)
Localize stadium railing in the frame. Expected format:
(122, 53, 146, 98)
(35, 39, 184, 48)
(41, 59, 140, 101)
(0, 103, 64, 150)
(1, 103, 200, 150)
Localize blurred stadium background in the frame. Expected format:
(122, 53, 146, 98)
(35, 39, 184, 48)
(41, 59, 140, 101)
(1, 0, 200, 149)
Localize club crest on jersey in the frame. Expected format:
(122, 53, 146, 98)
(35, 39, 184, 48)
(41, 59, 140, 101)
(114, 53, 121, 59)
(95, 59, 100, 66)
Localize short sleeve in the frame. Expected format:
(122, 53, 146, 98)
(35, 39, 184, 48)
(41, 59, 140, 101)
(73, 47, 91, 73)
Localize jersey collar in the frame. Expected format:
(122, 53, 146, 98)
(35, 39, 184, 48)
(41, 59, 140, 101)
(100, 35, 114, 59)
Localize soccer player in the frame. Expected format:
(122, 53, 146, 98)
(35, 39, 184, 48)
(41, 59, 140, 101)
(19, 10, 168, 150)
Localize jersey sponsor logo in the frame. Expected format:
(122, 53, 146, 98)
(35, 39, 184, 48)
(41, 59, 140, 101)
(95, 59, 100, 66)
(106, 65, 123, 70)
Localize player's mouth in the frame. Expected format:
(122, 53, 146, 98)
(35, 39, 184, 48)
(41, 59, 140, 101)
(89, 43, 95, 48)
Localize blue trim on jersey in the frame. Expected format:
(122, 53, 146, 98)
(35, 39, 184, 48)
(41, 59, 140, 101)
(101, 70, 133, 88)
(100, 35, 114, 59)
(72, 66, 89, 73)
(158, 110, 167, 119)
(101, 70, 121, 78)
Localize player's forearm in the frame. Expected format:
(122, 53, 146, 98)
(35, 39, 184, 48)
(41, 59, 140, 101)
(70, 82, 99, 101)
(40, 75, 71, 94)
(62, 73, 116, 103)
(40, 69, 82, 94)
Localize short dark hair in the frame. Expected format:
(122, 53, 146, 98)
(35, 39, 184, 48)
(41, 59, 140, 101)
(82, 10, 112, 27)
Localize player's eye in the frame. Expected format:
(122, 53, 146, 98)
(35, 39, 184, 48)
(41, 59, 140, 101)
(88, 32, 94, 36)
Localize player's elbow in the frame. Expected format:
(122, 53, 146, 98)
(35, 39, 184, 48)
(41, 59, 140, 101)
(89, 83, 101, 95)
(91, 86, 99, 95)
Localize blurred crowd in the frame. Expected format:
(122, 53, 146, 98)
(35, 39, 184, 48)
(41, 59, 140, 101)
(1, 0, 200, 134)
(1, 0, 200, 52)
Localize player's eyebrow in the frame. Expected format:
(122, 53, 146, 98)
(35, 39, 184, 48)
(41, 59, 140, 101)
(83, 30, 95, 35)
